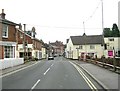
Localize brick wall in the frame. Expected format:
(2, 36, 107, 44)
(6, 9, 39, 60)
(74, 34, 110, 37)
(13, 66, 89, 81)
(2, 25, 16, 42)
(0, 22, 2, 59)
(17, 30, 32, 44)
(33, 39, 42, 51)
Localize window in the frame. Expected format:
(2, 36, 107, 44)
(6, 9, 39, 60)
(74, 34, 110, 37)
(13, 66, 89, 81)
(2, 24, 8, 38)
(79, 45, 83, 49)
(20, 32, 23, 39)
(4, 46, 14, 58)
(109, 38, 114, 41)
(69, 47, 71, 51)
(35, 52, 38, 58)
(90, 45, 95, 49)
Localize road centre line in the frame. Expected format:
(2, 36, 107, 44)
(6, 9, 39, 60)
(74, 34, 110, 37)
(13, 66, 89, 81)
(1, 61, 41, 78)
(51, 63, 54, 67)
(44, 67, 50, 75)
(30, 79, 41, 90)
(69, 61, 97, 91)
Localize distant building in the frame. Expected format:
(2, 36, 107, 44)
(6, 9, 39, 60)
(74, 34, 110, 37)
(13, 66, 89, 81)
(49, 41, 65, 56)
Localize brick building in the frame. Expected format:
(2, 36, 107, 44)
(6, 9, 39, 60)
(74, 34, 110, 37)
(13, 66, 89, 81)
(16, 25, 33, 58)
(0, 9, 24, 69)
(16, 26, 42, 59)
(0, 9, 18, 59)
(49, 41, 65, 56)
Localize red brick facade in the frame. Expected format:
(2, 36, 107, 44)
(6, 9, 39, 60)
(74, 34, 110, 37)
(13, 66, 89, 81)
(32, 38, 42, 51)
(50, 41, 65, 56)
(0, 9, 18, 59)
(2, 25, 16, 42)
(17, 29, 32, 44)
(0, 22, 2, 59)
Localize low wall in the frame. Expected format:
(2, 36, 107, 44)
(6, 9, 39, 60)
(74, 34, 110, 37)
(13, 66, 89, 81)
(0, 58, 24, 69)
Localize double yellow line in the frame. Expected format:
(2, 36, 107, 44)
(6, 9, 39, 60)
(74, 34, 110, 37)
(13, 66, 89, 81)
(69, 61, 98, 91)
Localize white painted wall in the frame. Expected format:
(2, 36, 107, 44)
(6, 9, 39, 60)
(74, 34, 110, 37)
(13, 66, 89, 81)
(32, 50, 42, 59)
(0, 58, 24, 69)
(42, 48, 46, 59)
(72, 45, 104, 59)
(66, 38, 74, 59)
(18, 44, 33, 51)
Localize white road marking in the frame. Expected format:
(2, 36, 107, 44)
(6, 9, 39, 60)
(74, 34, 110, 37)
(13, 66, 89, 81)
(51, 63, 54, 67)
(31, 79, 41, 90)
(44, 67, 50, 75)
(69, 61, 97, 91)
(1, 61, 41, 78)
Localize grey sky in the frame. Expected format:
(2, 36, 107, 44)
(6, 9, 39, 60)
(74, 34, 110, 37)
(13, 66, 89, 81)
(1, 0, 119, 44)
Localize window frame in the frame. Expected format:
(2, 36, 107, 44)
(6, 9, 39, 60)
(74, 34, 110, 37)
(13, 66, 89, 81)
(79, 45, 83, 49)
(4, 46, 14, 58)
(90, 45, 95, 49)
(2, 24, 8, 38)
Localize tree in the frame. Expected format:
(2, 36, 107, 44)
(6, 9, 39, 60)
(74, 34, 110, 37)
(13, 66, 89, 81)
(112, 23, 120, 37)
(103, 28, 112, 37)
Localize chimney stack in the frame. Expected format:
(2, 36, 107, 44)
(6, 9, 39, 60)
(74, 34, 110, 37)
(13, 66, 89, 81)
(19, 23, 22, 30)
(0, 9, 6, 19)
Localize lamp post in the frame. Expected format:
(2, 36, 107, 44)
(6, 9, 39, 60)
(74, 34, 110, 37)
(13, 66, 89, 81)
(23, 24, 26, 60)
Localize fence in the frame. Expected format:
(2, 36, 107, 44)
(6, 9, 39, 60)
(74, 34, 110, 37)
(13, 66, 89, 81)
(0, 58, 24, 69)
(79, 57, 120, 73)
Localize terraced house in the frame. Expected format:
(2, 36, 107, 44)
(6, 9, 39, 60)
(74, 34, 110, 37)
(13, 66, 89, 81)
(0, 9, 24, 69)
(17, 25, 43, 60)
(16, 24, 33, 59)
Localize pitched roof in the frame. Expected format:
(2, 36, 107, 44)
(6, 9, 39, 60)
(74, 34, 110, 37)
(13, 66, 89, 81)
(70, 35, 104, 45)
(0, 18, 18, 25)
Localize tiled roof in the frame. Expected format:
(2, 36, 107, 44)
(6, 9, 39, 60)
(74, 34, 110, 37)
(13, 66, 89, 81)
(0, 18, 18, 25)
(70, 35, 104, 45)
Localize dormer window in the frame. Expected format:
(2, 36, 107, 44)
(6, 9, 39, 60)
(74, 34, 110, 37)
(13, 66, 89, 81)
(2, 24, 8, 38)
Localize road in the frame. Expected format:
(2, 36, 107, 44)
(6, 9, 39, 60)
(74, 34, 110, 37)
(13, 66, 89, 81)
(2, 57, 103, 90)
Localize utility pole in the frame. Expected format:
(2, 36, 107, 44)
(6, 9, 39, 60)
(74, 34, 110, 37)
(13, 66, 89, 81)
(83, 21, 86, 61)
(83, 21, 85, 34)
(23, 24, 26, 60)
(101, 0, 104, 33)
(101, 0, 105, 57)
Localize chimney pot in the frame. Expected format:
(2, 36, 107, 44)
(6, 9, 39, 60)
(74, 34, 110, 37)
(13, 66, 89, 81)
(2, 9, 4, 13)
(0, 9, 6, 19)
(19, 23, 22, 30)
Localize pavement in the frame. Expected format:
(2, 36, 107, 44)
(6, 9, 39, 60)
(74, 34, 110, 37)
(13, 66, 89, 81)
(0, 61, 38, 75)
(0, 58, 120, 90)
(74, 60, 120, 90)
